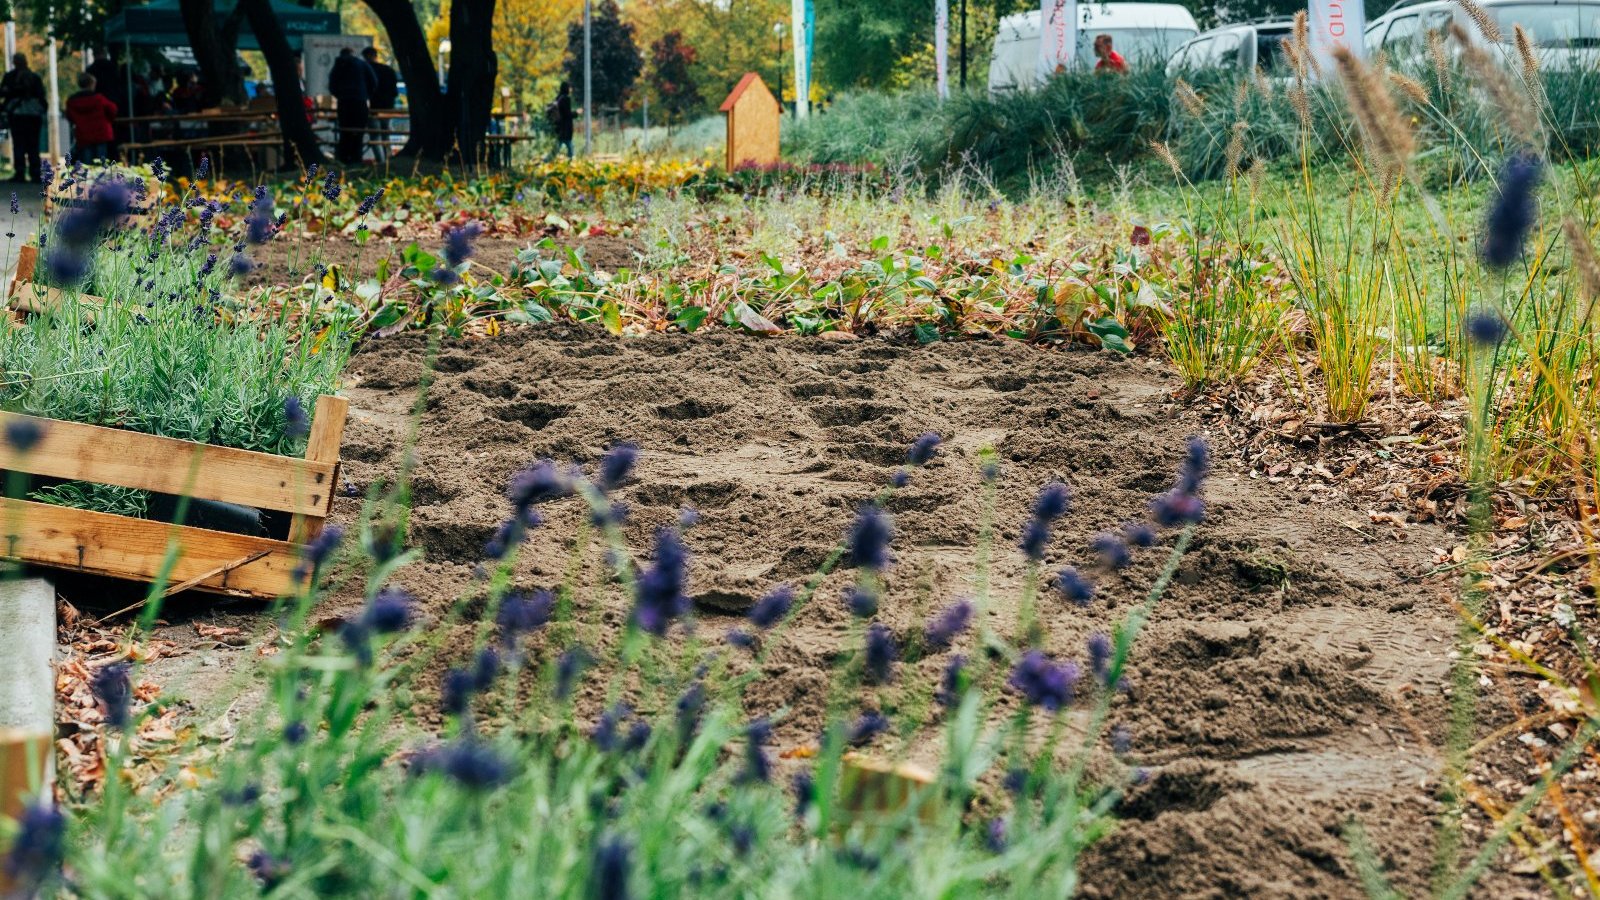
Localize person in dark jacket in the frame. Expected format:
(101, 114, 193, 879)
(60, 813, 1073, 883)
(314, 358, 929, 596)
(546, 81, 575, 160)
(0, 53, 46, 182)
(327, 47, 378, 164)
(362, 46, 399, 162)
(65, 73, 120, 164)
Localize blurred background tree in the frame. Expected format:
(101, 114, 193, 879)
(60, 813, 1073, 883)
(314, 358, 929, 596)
(563, 0, 642, 113)
(648, 30, 700, 125)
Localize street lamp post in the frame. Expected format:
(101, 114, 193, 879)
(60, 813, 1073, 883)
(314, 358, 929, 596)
(583, 0, 593, 155)
(438, 38, 452, 90)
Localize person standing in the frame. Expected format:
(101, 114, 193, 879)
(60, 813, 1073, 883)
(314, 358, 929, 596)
(1093, 34, 1128, 73)
(545, 81, 574, 161)
(0, 53, 46, 182)
(362, 47, 399, 163)
(65, 73, 119, 164)
(327, 47, 377, 164)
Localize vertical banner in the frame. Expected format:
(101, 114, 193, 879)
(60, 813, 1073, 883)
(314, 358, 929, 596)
(792, 0, 812, 118)
(1038, 0, 1077, 80)
(936, 0, 949, 99)
(1308, 0, 1366, 68)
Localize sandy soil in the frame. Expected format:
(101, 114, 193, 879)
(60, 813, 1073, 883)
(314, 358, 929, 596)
(212, 324, 1505, 897)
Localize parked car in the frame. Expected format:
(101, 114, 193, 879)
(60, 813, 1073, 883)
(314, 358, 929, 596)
(1165, 18, 1296, 76)
(1365, 0, 1600, 71)
(988, 3, 1201, 91)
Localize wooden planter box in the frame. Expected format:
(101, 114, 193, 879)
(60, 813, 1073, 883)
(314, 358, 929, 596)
(7, 245, 102, 319)
(0, 395, 348, 599)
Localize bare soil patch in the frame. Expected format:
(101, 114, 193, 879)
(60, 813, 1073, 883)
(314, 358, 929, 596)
(302, 326, 1499, 896)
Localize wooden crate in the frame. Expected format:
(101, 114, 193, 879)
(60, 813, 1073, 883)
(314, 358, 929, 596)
(0, 395, 348, 599)
(7, 245, 103, 319)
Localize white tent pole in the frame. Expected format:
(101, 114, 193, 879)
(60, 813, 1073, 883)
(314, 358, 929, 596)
(47, 10, 62, 163)
(5, 21, 16, 62)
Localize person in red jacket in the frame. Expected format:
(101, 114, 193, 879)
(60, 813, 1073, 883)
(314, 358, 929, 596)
(65, 72, 119, 163)
(1093, 34, 1128, 73)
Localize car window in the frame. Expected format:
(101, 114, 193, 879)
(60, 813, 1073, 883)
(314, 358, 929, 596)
(1492, 3, 1600, 47)
(1422, 9, 1452, 37)
(1382, 15, 1422, 51)
(1256, 31, 1290, 71)
(1365, 21, 1389, 54)
(1176, 37, 1212, 68)
(1210, 31, 1245, 67)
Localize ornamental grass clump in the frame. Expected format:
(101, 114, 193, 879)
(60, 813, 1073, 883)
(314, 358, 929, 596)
(11, 417, 1219, 895)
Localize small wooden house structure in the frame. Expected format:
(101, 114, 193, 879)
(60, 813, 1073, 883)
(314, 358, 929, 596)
(720, 72, 781, 170)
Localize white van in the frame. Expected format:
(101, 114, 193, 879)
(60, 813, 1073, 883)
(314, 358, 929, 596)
(1166, 19, 1296, 75)
(1365, 0, 1600, 72)
(988, 3, 1201, 91)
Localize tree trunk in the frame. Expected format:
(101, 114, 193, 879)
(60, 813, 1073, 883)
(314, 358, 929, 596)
(179, 0, 248, 108)
(361, 0, 450, 159)
(238, 0, 326, 168)
(448, 0, 499, 167)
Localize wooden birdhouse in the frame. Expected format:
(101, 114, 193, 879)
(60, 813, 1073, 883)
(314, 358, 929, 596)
(720, 72, 781, 170)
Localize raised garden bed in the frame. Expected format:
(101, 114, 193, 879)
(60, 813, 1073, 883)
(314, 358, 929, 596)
(0, 394, 347, 598)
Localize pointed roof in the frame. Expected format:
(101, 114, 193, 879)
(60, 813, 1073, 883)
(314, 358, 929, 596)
(720, 73, 775, 112)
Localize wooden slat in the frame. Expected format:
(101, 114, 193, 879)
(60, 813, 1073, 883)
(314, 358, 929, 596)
(287, 395, 349, 544)
(0, 497, 302, 597)
(0, 412, 336, 517)
(837, 754, 939, 827)
(8, 282, 103, 317)
(1, 728, 51, 895)
(12, 243, 35, 284)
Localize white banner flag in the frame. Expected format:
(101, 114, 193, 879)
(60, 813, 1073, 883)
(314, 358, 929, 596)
(1039, 0, 1077, 79)
(936, 0, 949, 99)
(1308, 0, 1366, 69)
(793, 0, 811, 118)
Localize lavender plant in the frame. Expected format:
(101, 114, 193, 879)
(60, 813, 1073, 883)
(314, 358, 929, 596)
(6, 420, 1212, 895)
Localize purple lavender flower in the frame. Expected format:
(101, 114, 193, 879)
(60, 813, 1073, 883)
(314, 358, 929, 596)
(356, 186, 385, 216)
(362, 588, 412, 634)
(3, 802, 65, 894)
(1150, 490, 1204, 527)
(230, 253, 254, 277)
(1482, 151, 1542, 271)
(844, 586, 878, 619)
(906, 432, 942, 465)
(244, 188, 275, 244)
(434, 221, 484, 283)
(792, 771, 815, 820)
(4, 418, 44, 452)
(985, 817, 1009, 853)
(937, 654, 967, 707)
(283, 396, 309, 439)
(890, 469, 911, 488)
(924, 600, 973, 649)
(848, 504, 893, 572)
(1008, 651, 1079, 712)
(747, 585, 794, 629)
(1124, 522, 1156, 547)
(1020, 482, 1071, 562)
(592, 836, 632, 900)
(598, 443, 638, 490)
(507, 459, 573, 513)
(982, 460, 1001, 483)
(1056, 567, 1095, 606)
(1091, 532, 1131, 569)
(847, 710, 890, 745)
(555, 646, 592, 699)
(1087, 631, 1112, 680)
(864, 623, 897, 684)
(247, 850, 291, 889)
(91, 662, 132, 729)
(497, 590, 553, 643)
(742, 718, 773, 783)
(623, 721, 651, 752)
(412, 741, 513, 789)
(675, 680, 706, 743)
(1467, 310, 1507, 346)
(8, 191, 17, 214)
(471, 647, 501, 690)
(592, 703, 630, 751)
(726, 628, 757, 650)
(441, 668, 475, 716)
(283, 721, 308, 744)
(321, 170, 341, 202)
(196, 154, 210, 179)
(632, 528, 690, 637)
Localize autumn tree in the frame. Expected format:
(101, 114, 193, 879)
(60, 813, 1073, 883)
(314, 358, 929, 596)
(493, 0, 579, 115)
(648, 30, 699, 124)
(563, 0, 641, 111)
(626, 0, 785, 116)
